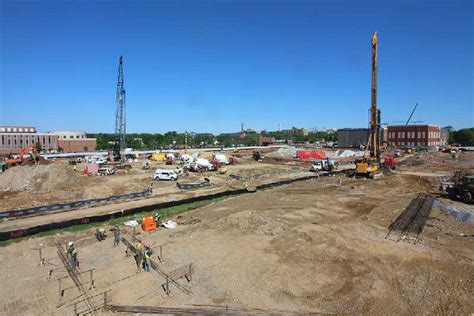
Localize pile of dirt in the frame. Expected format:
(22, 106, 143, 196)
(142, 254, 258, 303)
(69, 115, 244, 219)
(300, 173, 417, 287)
(217, 210, 287, 236)
(0, 164, 87, 192)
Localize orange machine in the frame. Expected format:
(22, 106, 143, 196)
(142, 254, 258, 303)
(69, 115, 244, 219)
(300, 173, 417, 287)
(6, 146, 38, 166)
(141, 216, 157, 231)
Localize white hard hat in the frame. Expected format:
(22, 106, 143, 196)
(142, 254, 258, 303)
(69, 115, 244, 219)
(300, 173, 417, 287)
(68, 242, 74, 247)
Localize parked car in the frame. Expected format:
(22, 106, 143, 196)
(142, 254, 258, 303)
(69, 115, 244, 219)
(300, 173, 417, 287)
(153, 169, 178, 181)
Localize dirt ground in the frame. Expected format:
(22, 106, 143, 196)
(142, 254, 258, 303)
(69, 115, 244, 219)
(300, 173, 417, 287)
(0, 154, 473, 315)
(0, 156, 310, 211)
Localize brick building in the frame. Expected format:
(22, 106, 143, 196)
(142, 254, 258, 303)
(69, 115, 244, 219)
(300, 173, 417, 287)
(387, 125, 441, 147)
(0, 126, 96, 155)
(50, 131, 97, 152)
(258, 136, 276, 146)
(0, 126, 58, 155)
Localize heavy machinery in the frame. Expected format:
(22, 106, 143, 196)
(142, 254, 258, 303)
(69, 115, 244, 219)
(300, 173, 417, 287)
(355, 32, 382, 178)
(446, 171, 474, 204)
(5, 146, 39, 167)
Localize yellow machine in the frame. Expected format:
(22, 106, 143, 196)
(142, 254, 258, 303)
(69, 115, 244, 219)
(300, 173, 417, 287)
(355, 32, 382, 178)
(151, 152, 166, 161)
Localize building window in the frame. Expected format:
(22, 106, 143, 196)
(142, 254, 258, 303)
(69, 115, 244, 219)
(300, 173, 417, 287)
(0, 128, 4, 132)
(1, 135, 4, 145)
(7, 128, 11, 132)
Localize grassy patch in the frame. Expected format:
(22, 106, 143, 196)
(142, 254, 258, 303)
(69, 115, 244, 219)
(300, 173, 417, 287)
(0, 195, 233, 247)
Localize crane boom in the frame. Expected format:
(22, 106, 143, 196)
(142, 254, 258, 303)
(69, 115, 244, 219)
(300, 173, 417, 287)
(405, 103, 419, 125)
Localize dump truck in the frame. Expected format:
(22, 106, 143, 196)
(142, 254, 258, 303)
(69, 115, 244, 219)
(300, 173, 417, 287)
(446, 172, 474, 204)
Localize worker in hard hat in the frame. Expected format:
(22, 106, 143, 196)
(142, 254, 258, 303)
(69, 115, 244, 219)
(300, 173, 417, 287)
(95, 227, 107, 241)
(143, 247, 152, 272)
(133, 240, 143, 272)
(153, 212, 160, 225)
(67, 241, 79, 269)
(112, 224, 121, 246)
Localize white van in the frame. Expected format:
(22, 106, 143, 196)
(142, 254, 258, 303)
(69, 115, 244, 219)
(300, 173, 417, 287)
(153, 169, 178, 181)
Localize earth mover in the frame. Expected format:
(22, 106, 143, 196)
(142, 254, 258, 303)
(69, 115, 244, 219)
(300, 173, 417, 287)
(446, 171, 474, 204)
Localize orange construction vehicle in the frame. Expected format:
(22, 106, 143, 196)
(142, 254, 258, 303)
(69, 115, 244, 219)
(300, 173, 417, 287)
(6, 146, 39, 167)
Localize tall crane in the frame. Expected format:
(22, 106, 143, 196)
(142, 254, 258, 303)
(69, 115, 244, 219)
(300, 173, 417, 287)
(355, 32, 382, 177)
(114, 56, 126, 159)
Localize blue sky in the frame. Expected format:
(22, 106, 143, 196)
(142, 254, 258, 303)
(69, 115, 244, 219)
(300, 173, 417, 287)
(0, 0, 472, 133)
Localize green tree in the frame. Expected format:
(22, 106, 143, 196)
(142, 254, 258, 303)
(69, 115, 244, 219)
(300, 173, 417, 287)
(36, 142, 42, 153)
(449, 128, 474, 146)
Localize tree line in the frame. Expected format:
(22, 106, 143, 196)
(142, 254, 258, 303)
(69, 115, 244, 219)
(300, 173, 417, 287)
(87, 130, 337, 150)
(448, 128, 474, 146)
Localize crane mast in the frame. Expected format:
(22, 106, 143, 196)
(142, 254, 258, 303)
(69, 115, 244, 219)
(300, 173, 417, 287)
(355, 32, 382, 178)
(370, 32, 378, 160)
(114, 56, 126, 158)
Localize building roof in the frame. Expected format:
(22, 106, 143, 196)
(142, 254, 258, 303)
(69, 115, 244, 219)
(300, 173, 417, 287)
(337, 128, 369, 131)
(387, 124, 440, 128)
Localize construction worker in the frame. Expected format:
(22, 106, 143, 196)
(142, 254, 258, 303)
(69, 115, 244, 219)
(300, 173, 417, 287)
(143, 247, 152, 272)
(133, 240, 143, 272)
(67, 241, 79, 269)
(95, 227, 107, 241)
(153, 212, 160, 225)
(148, 181, 154, 194)
(112, 224, 121, 246)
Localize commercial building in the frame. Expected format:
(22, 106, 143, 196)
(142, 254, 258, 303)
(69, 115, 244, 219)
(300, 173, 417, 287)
(387, 125, 442, 147)
(0, 126, 96, 155)
(337, 128, 369, 148)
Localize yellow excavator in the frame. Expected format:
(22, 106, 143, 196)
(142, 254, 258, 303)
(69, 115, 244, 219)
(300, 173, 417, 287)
(355, 32, 382, 178)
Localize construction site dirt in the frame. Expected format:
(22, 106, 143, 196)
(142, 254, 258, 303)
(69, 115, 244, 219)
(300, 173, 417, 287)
(0, 151, 473, 315)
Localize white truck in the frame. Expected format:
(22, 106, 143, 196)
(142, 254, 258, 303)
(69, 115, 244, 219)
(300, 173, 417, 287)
(214, 154, 229, 165)
(154, 169, 178, 181)
(310, 159, 336, 172)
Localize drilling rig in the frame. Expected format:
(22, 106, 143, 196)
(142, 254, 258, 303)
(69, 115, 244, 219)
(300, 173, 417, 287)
(355, 32, 382, 178)
(114, 56, 126, 161)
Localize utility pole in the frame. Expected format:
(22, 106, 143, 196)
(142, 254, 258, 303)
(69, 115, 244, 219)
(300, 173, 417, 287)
(114, 56, 126, 159)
